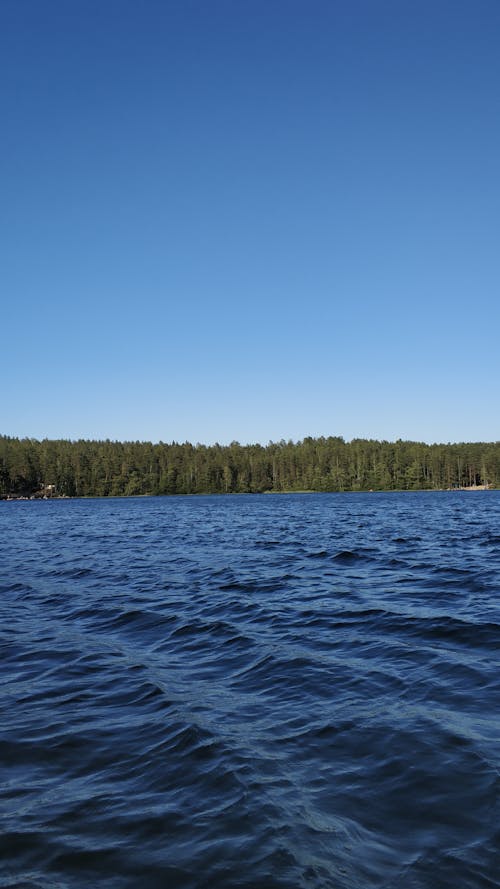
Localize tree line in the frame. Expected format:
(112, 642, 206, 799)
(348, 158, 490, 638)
(1, 435, 499, 498)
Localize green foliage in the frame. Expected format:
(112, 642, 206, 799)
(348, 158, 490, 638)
(0, 434, 498, 497)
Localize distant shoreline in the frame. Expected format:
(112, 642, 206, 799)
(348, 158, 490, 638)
(1, 435, 497, 498)
(1, 487, 496, 502)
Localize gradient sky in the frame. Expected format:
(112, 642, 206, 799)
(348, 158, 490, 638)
(2, 0, 499, 445)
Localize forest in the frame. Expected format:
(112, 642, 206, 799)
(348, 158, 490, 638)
(1, 435, 499, 498)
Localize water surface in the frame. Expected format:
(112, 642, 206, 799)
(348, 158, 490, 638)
(1, 493, 499, 887)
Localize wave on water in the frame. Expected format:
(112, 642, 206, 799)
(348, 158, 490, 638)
(1, 492, 499, 888)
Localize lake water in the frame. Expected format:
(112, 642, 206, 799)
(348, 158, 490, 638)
(1, 493, 499, 888)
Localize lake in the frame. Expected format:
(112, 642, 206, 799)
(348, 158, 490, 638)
(1, 493, 499, 888)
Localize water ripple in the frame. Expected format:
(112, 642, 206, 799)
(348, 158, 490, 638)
(1, 492, 499, 888)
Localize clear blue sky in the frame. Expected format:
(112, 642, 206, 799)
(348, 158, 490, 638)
(2, 0, 499, 445)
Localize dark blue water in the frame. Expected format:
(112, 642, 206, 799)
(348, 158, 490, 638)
(1, 493, 499, 888)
